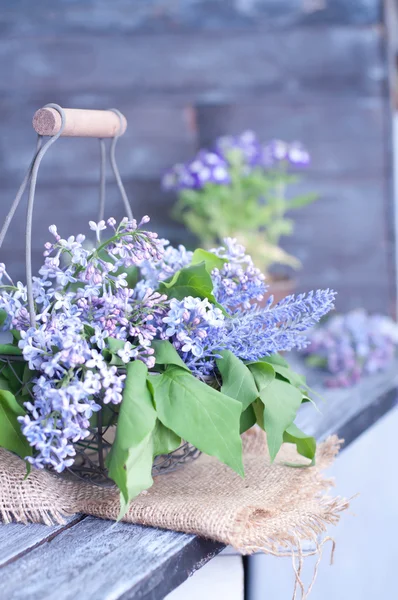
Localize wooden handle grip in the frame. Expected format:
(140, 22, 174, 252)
(32, 107, 127, 138)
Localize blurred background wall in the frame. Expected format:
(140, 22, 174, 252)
(0, 0, 395, 313)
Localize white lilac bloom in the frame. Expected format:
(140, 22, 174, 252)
(265, 140, 311, 168)
(117, 341, 138, 363)
(162, 297, 225, 371)
(89, 220, 107, 242)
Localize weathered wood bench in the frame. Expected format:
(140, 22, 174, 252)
(1, 357, 396, 600)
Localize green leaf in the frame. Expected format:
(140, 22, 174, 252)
(240, 405, 256, 434)
(107, 361, 157, 519)
(125, 266, 139, 289)
(84, 324, 95, 339)
(0, 309, 7, 328)
(190, 249, 227, 273)
(152, 340, 190, 372)
(251, 358, 314, 405)
(11, 329, 22, 343)
(0, 377, 11, 392)
(248, 362, 275, 393)
(104, 338, 127, 367)
(256, 353, 289, 368)
(0, 390, 31, 459)
(216, 350, 259, 412)
(272, 365, 306, 389)
(252, 377, 303, 462)
(150, 366, 244, 476)
(252, 398, 265, 429)
(306, 355, 328, 369)
(0, 361, 26, 396)
(288, 192, 318, 210)
(0, 344, 22, 356)
(159, 262, 221, 308)
(107, 338, 125, 353)
(283, 423, 316, 466)
(269, 363, 322, 407)
(115, 433, 155, 520)
(153, 420, 181, 456)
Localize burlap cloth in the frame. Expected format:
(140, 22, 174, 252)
(0, 429, 349, 551)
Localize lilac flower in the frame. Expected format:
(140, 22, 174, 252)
(0, 217, 169, 471)
(0, 264, 14, 288)
(135, 240, 193, 296)
(302, 309, 398, 387)
(215, 130, 264, 168)
(211, 238, 267, 311)
(161, 150, 231, 192)
(89, 220, 107, 242)
(265, 140, 311, 167)
(162, 297, 224, 362)
(117, 341, 138, 363)
(18, 375, 101, 473)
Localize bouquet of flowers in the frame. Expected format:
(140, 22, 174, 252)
(163, 131, 318, 272)
(0, 216, 335, 516)
(302, 309, 398, 388)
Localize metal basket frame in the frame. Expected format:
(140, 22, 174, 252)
(0, 103, 201, 484)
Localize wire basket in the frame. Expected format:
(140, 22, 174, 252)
(0, 104, 201, 485)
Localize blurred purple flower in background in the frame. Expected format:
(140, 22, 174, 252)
(162, 130, 311, 192)
(302, 309, 398, 387)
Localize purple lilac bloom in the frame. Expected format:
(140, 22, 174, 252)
(161, 150, 231, 192)
(19, 375, 102, 472)
(135, 239, 193, 296)
(215, 130, 264, 167)
(162, 297, 225, 365)
(0, 217, 168, 472)
(302, 309, 398, 387)
(162, 132, 310, 194)
(210, 238, 268, 311)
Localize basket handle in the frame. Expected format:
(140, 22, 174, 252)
(0, 103, 132, 327)
(33, 107, 128, 138)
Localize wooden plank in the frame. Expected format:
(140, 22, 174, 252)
(0, 0, 381, 34)
(0, 96, 388, 185)
(0, 518, 223, 600)
(195, 98, 388, 177)
(0, 516, 82, 567)
(292, 355, 398, 445)
(280, 177, 393, 312)
(0, 29, 385, 99)
(0, 94, 196, 184)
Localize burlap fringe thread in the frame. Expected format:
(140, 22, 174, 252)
(0, 430, 350, 599)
